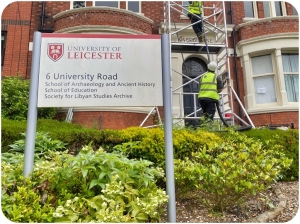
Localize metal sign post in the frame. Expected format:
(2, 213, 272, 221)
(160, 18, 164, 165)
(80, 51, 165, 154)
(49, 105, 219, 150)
(161, 33, 176, 222)
(23, 31, 42, 177)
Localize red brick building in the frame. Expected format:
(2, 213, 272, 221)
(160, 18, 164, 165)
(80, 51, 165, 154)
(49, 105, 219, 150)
(1, 1, 299, 129)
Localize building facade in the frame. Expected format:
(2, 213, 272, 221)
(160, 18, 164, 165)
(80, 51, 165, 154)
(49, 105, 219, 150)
(1, 1, 299, 129)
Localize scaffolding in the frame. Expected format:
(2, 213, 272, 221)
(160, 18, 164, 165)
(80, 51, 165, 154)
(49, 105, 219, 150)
(141, 1, 255, 128)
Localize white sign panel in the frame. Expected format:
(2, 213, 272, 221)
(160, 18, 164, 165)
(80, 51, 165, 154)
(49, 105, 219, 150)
(38, 34, 162, 107)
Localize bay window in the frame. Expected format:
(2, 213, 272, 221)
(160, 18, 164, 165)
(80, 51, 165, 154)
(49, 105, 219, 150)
(246, 1, 289, 19)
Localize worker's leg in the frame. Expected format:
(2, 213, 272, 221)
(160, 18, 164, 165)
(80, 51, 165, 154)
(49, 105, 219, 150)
(199, 99, 210, 122)
(205, 101, 216, 121)
(191, 14, 203, 42)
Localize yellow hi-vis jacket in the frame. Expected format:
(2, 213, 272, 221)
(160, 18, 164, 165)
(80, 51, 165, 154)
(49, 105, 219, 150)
(198, 72, 220, 101)
(188, 1, 202, 15)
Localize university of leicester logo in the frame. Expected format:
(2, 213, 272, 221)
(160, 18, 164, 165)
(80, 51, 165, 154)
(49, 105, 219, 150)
(47, 44, 64, 62)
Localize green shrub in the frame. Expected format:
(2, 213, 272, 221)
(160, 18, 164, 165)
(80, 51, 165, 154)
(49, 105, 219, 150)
(113, 128, 222, 166)
(242, 128, 299, 180)
(7, 132, 67, 159)
(1, 144, 168, 223)
(47, 144, 169, 222)
(2, 119, 298, 181)
(1, 185, 55, 222)
(1, 119, 27, 152)
(1, 77, 57, 120)
(174, 130, 293, 212)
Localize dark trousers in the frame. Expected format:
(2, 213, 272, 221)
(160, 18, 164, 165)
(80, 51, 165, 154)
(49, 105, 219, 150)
(199, 99, 216, 121)
(191, 14, 202, 34)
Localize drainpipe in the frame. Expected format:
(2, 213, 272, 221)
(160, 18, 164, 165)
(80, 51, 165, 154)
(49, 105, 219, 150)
(230, 2, 242, 125)
(39, 2, 53, 33)
(40, 1, 46, 31)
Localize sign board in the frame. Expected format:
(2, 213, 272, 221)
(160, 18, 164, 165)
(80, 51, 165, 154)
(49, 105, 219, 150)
(38, 34, 162, 107)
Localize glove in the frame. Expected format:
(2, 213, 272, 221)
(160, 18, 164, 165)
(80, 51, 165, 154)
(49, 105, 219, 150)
(187, 13, 193, 20)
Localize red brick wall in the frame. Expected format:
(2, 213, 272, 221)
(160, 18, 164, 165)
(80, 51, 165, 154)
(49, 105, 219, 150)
(226, 56, 250, 126)
(250, 112, 299, 129)
(142, 1, 164, 34)
(25, 1, 74, 78)
(56, 111, 157, 129)
(2, 1, 299, 129)
(1, 2, 32, 77)
(231, 1, 245, 24)
(53, 8, 153, 34)
(238, 18, 299, 40)
(1, 1, 32, 20)
(257, 2, 264, 18)
(286, 2, 297, 16)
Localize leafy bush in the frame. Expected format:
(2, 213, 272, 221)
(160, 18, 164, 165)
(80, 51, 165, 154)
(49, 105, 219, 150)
(2, 119, 298, 181)
(1, 119, 27, 152)
(1, 143, 168, 222)
(2, 185, 55, 222)
(113, 127, 222, 166)
(242, 129, 299, 180)
(1, 76, 57, 120)
(174, 130, 293, 212)
(7, 132, 67, 159)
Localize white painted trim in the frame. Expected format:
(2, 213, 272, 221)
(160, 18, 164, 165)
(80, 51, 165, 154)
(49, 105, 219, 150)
(54, 25, 145, 34)
(53, 6, 153, 24)
(28, 42, 33, 51)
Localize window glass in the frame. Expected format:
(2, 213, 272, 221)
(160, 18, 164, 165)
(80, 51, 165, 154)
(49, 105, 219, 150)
(254, 76, 277, 104)
(73, 1, 85, 8)
(282, 54, 299, 102)
(95, 1, 118, 7)
(292, 5, 298, 15)
(251, 55, 277, 104)
(182, 1, 189, 14)
(251, 55, 273, 75)
(1, 32, 6, 66)
(244, 1, 254, 17)
(128, 1, 139, 12)
(263, 1, 270, 17)
(275, 1, 283, 16)
(182, 57, 206, 127)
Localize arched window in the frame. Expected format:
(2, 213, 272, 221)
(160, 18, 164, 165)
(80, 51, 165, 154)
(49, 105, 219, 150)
(182, 57, 207, 127)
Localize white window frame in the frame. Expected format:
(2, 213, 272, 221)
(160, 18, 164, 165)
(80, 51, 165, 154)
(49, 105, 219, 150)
(181, 1, 190, 17)
(281, 52, 299, 103)
(244, 1, 287, 22)
(241, 42, 299, 113)
(71, 1, 142, 14)
(250, 53, 278, 106)
(243, 1, 258, 22)
(269, 1, 287, 17)
(263, 1, 271, 17)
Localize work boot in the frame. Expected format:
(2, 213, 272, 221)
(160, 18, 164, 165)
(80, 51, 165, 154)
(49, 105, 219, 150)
(196, 32, 203, 43)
